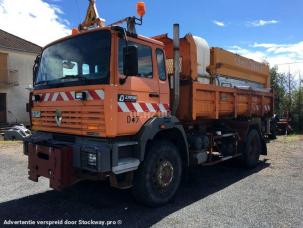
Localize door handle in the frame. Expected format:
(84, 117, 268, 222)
(149, 93, 159, 98)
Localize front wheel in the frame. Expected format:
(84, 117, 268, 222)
(132, 140, 182, 207)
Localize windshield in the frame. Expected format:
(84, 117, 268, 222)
(35, 30, 111, 88)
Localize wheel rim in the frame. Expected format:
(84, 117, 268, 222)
(153, 159, 174, 190)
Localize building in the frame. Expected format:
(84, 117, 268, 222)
(0, 29, 41, 125)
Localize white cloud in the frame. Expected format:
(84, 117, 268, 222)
(0, 0, 70, 47)
(247, 19, 279, 27)
(213, 20, 225, 27)
(253, 42, 303, 58)
(228, 41, 303, 78)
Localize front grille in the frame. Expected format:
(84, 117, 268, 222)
(32, 106, 105, 136)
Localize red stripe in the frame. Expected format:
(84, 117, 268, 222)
(163, 104, 170, 110)
(48, 93, 54, 101)
(89, 90, 100, 100)
(118, 105, 123, 112)
(66, 91, 74, 101)
(139, 102, 149, 112)
(39, 94, 44, 102)
(151, 103, 160, 112)
(125, 102, 136, 112)
(57, 94, 63, 101)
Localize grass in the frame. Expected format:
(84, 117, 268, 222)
(276, 134, 303, 143)
(0, 140, 23, 145)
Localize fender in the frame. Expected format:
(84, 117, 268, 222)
(136, 116, 189, 165)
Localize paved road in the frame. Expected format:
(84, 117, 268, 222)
(0, 136, 302, 227)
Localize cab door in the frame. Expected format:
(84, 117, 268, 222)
(155, 48, 170, 113)
(116, 38, 160, 136)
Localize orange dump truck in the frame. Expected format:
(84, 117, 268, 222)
(24, 1, 274, 206)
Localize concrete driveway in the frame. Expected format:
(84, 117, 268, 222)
(0, 136, 302, 227)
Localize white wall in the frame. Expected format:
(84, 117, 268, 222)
(0, 48, 38, 125)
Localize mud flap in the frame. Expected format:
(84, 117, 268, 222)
(28, 144, 75, 190)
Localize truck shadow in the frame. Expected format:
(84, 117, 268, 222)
(0, 158, 270, 227)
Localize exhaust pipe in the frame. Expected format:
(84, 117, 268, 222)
(172, 24, 180, 115)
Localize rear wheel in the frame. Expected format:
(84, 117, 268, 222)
(132, 140, 182, 207)
(242, 129, 261, 168)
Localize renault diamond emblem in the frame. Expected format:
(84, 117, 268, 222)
(55, 109, 62, 127)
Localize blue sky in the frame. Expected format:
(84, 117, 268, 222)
(48, 0, 302, 47)
(1, 0, 302, 75)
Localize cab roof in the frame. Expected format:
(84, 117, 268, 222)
(43, 27, 164, 50)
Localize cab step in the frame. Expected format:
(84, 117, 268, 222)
(112, 158, 140, 174)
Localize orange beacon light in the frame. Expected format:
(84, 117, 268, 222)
(137, 1, 146, 17)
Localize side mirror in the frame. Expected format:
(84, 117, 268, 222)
(123, 45, 138, 76)
(33, 55, 41, 82)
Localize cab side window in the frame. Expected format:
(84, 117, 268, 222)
(118, 39, 153, 78)
(156, 49, 166, 81)
(82, 64, 90, 75)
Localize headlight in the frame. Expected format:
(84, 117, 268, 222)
(75, 91, 87, 100)
(87, 153, 97, 167)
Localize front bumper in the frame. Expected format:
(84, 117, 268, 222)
(28, 143, 75, 190)
(24, 132, 139, 189)
(24, 132, 112, 190)
(24, 132, 112, 170)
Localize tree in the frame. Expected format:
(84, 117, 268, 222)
(270, 66, 303, 133)
(290, 86, 303, 132)
(270, 66, 288, 117)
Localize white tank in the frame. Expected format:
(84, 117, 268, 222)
(193, 36, 210, 83)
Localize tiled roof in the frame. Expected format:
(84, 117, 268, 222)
(0, 29, 41, 54)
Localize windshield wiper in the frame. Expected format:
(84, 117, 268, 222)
(35, 80, 48, 85)
(60, 75, 87, 81)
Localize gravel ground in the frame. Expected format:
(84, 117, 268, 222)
(0, 136, 302, 228)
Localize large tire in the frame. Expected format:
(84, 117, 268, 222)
(132, 140, 182, 207)
(242, 129, 261, 168)
(270, 122, 277, 139)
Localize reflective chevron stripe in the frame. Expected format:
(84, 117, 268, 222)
(32, 90, 105, 102)
(118, 102, 170, 113)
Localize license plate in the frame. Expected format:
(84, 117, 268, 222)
(32, 111, 41, 118)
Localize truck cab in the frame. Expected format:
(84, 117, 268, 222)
(31, 28, 170, 138)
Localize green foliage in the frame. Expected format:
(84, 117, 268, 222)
(291, 88, 303, 132)
(270, 66, 303, 132)
(270, 66, 288, 116)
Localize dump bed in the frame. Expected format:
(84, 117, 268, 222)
(153, 33, 273, 121)
(177, 82, 273, 121)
